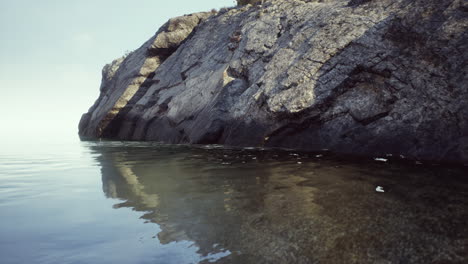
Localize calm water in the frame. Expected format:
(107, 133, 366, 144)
(1, 139, 467, 264)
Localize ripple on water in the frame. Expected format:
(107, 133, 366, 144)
(0, 140, 468, 263)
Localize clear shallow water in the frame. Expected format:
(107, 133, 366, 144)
(0, 140, 467, 264)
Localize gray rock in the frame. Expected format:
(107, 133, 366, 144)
(79, 0, 468, 163)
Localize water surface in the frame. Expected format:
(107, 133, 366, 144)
(1, 140, 467, 263)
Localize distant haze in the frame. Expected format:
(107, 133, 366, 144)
(0, 0, 233, 142)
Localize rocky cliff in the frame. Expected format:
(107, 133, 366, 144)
(79, 0, 468, 163)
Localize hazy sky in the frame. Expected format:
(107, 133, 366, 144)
(0, 0, 234, 141)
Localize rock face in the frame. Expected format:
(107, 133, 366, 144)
(79, 0, 468, 163)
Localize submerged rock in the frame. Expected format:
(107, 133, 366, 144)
(79, 0, 468, 163)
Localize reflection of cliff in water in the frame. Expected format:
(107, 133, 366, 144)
(91, 142, 468, 264)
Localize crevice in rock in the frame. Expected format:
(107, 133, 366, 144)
(265, 114, 322, 144)
(350, 111, 390, 126)
(193, 120, 226, 144)
(140, 74, 159, 88)
(226, 65, 248, 80)
(157, 97, 173, 114)
(147, 46, 178, 59)
(347, 0, 372, 7)
(181, 62, 201, 80)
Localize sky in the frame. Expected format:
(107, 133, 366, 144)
(0, 0, 234, 142)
